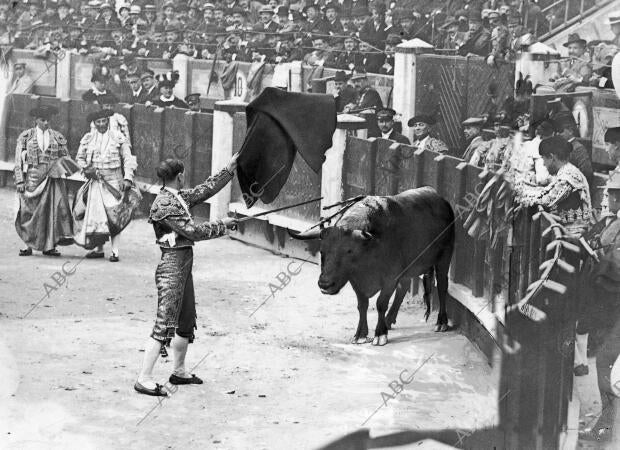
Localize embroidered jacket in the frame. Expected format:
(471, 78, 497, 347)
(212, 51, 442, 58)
(149, 168, 234, 249)
(412, 135, 449, 154)
(14, 127, 68, 184)
(76, 128, 137, 181)
(517, 162, 592, 235)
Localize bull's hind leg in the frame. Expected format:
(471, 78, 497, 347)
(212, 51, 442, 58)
(373, 285, 397, 346)
(422, 268, 434, 323)
(386, 279, 409, 329)
(352, 291, 372, 344)
(434, 252, 451, 332)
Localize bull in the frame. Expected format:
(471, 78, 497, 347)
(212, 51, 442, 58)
(289, 187, 455, 346)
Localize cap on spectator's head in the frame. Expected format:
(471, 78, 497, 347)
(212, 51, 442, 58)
(462, 117, 486, 127)
(140, 69, 155, 80)
(97, 93, 117, 105)
(14, 62, 26, 69)
(324, 2, 340, 13)
(377, 108, 397, 120)
(99, 2, 114, 11)
(162, 0, 175, 10)
(563, 33, 586, 47)
(607, 14, 620, 25)
(185, 93, 201, 104)
(203, 2, 215, 10)
(408, 114, 437, 126)
(129, 5, 141, 14)
(351, 6, 370, 17)
(604, 127, 620, 143)
(385, 33, 402, 46)
(539, 135, 571, 159)
(87, 109, 114, 124)
(259, 6, 273, 15)
(144, 4, 157, 11)
(231, 6, 245, 16)
(276, 5, 288, 16)
(118, 2, 130, 12)
(127, 71, 141, 79)
(333, 70, 349, 82)
(29, 105, 59, 120)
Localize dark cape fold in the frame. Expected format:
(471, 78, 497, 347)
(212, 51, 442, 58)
(237, 87, 337, 207)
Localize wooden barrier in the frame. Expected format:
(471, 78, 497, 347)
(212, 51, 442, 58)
(131, 104, 164, 182)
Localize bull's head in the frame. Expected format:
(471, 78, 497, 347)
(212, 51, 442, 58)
(289, 227, 375, 295)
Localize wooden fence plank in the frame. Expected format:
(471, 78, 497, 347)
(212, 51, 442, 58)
(343, 135, 377, 198)
(132, 105, 164, 183)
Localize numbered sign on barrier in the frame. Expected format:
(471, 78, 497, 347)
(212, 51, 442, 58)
(232, 71, 247, 101)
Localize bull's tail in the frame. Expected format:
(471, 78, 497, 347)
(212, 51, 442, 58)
(422, 268, 434, 322)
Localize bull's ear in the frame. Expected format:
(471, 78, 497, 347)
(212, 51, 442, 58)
(352, 230, 374, 241)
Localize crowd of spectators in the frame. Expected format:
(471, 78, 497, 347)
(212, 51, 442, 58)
(0, 0, 604, 76)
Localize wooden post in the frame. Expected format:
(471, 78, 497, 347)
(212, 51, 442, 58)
(172, 53, 190, 101)
(211, 99, 247, 220)
(289, 61, 303, 92)
(56, 50, 72, 99)
(320, 114, 367, 212)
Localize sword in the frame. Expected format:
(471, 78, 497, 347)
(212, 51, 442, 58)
(234, 197, 323, 223)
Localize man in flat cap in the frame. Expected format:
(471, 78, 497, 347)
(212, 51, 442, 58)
(408, 114, 449, 154)
(377, 108, 410, 145)
(15, 105, 75, 257)
(461, 117, 488, 165)
(138, 69, 160, 104)
(8, 62, 34, 95)
(75, 109, 140, 262)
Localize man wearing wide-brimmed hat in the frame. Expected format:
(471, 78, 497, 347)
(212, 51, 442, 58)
(458, 9, 491, 57)
(15, 105, 76, 257)
(332, 70, 358, 112)
(407, 113, 449, 154)
(75, 109, 140, 262)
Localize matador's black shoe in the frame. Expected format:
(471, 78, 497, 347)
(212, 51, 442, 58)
(86, 251, 104, 259)
(109, 254, 119, 262)
(169, 374, 203, 385)
(134, 381, 168, 397)
(42, 249, 61, 257)
(19, 248, 32, 256)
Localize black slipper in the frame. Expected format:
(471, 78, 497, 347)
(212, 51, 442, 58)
(134, 381, 168, 397)
(86, 251, 104, 259)
(109, 254, 119, 262)
(169, 373, 203, 385)
(42, 249, 61, 257)
(19, 248, 32, 256)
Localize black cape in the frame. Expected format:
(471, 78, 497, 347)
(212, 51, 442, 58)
(237, 87, 337, 207)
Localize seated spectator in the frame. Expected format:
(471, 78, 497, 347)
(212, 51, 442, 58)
(458, 9, 491, 57)
(357, 40, 384, 73)
(326, 33, 362, 70)
(333, 70, 358, 112)
(380, 34, 401, 75)
(359, 2, 387, 50)
(139, 69, 160, 104)
(552, 33, 592, 92)
(83, 66, 119, 103)
(344, 68, 383, 113)
(325, 3, 344, 36)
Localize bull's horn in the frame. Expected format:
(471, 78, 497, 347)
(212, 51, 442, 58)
(287, 228, 322, 240)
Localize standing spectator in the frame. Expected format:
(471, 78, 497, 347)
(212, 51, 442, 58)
(377, 108, 410, 144)
(487, 9, 510, 65)
(125, 71, 143, 104)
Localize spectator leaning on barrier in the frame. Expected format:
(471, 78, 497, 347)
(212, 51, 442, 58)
(332, 70, 358, 113)
(139, 69, 159, 104)
(345, 68, 382, 113)
(83, 66, 119, 103)
(461, 117, 487, 165)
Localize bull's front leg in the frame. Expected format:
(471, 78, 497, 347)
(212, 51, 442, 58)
(352, 291, 372, 344)
(374, 286, 396, 346)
